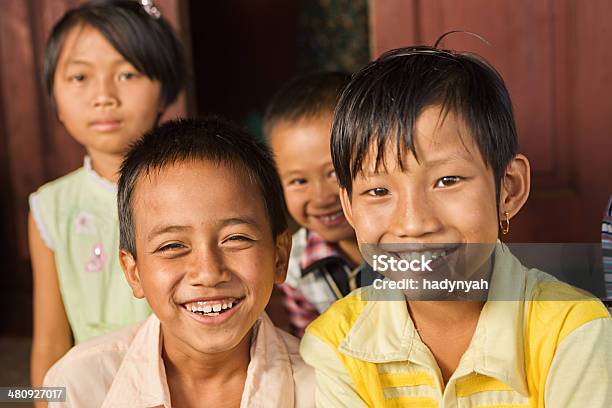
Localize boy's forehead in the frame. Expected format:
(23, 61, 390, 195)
(357, 107, 482, 173)
(133, 159, 246, 196)
(269, 112, 333, 141)
(130, 159, 267, 228)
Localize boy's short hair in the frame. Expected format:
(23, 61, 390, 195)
(331, 46, 518, 198)
(263, 72, 351, 138)
(118, 117, 288, 257)
(44, 0, 186, 108)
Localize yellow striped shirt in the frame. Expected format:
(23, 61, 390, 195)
(300, 243, 612, 407)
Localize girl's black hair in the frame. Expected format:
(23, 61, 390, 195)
(44, 0, 186, 108)
(118, 117, 288, 257)
(331, 46, 518, 199)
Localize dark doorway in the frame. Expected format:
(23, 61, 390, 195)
(188, 0, 369, 137)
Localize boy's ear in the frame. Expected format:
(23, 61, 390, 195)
(119, 249, 145, 299)
(273, 230, 292, 284)
(339, 188, 355, 229)
(499, 154, 531, 219)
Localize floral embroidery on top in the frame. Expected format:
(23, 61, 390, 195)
(85, 243, 107, 273)
(74, 211, 96, 235)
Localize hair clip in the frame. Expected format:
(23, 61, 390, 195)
(140, 0, 161, 19)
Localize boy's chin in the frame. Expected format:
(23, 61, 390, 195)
(173, 324, 255, 356)
(192, 333, 252, 355)
(159, 304, 260, 356)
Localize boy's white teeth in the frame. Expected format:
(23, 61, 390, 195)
(395, 250, 447, 262)
(185, 299, 239, 316)
(319, 210, 343, 222)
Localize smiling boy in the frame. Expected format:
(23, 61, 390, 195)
(44, 118, 314, 407)
(300, 47, 612, 407)
(264, 73, 366, 336)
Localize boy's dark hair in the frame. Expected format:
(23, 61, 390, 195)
(118, 117, 288, 257)
(263, 71, 351, 138)
(44, 0, 186, 108)
(331, 46, 518, 199)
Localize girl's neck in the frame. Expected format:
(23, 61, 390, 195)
(337, 236, 362, 267)
(87, 150, 124, 183)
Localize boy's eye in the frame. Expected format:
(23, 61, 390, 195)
(226, 235, 253, 242)
(158, 242, 185, 252)
(118, 72, 138, 81)
(223, 235, 255, 248)
(366, 187, 389, 197)
(288, 178, 307, 187)
(435, 176, 462, 188)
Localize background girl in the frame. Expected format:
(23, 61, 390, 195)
(28, 0, 186, 390)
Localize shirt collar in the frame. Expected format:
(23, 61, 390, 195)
(102, 315, 170, 408)
(103, 313, 295, 408)
(338, 242, 529, 397)
(84, 155, 117, 193)
(301, 230, 342, 270)
(241, 314, 295, 407)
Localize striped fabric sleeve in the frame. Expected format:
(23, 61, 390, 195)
(277, 283, 319, 337)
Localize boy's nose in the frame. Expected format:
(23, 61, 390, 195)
(185, 244, 232, 287)
(310, 178, 338, 207)
(390, 190, 441, 239)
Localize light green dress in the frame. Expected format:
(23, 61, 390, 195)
(29, 157, 150, 343)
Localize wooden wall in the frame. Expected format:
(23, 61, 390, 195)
(369, 0, 612, 243)
(3, 0, 610, 333)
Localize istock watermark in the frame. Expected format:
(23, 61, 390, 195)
(372, 277, 489, 292)
(360, 242, 605, 302)
(372, 254, 433, 272)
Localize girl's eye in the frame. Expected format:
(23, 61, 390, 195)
(366, 187, 389, 197)
(118, 72, 138, 81)
(436, 176, 462, 188)
(69, 74, 86, 83)
(328, 170, 337, 180)
(288, 178, 307, 187)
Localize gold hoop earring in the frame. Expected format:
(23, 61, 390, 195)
(500, 211, 510, 235)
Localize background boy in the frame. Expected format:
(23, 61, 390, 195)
(300, 46, 612, 407)
(264, 72, 368, 336)
(44, 118, 313, 407)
